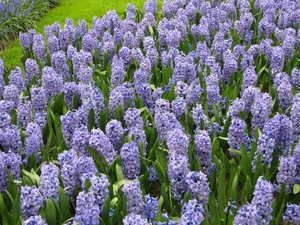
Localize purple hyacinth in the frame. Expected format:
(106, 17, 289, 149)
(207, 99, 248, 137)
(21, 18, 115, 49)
(282, 35, 295, 61)
(59, 150, 79, 197)
(128, 126, 147, 157)
(23, 215, 47, 225)
(270, 46, 284, 75)
(233, 203, 257, 225)
(227, 98, 245, 118)
(0, 125, 22, 153)
(194, 129, 212, 171)
(77, 65, 93, 84)
(179, 199, 205, 225)
(143, 194, 158, 222)
(291, 94, 300, 142)
(283, 204, 300, 224)
(155, 111, 183, 141)
(122, 179, 145, 214)
(186, 80, 203, 105)
(25, 59, 39, 86)
(9, 67, 24, 93)
(47, 35, 59, 55)
(166, 128, 189, 155)
(0, 112, 11, 130)
(39, 162, 59, 202)
(192, 103, 209, 128)
(253, 122, 276, 168)
(251, 92, 272, 132)
(74, 191, 100, 225)
(123, 213, 149, 225)
(241, 67, 257, 93)
(63, 82, 79, 109)
(89, 128, 117, 165)
(291, 68, 300, 90)
(0, 151, 21, 192)
(276, 80, 292, 110)
(72, 126, 90, 155)
(228, 118, 246, 152)
(17, 98, 33, 129)
(42, 66, 63, 99)
(105, 119, 124, 152)
(276, 157, 296, 193)
(61, 111, 80, 147)
(251, 177, 274, 225)
(185, 171, 210, 204)
(20, 185, 44, 220)
(167, 152, 189, 200)
(32, 34, 46, 63)
(51, 50, 67, 73)
(108, 88, 124, 117)
(19, 32, 30, 51)
(172, 96, 187, 120)
(120, 141, 140, 179)
(75, 156, 98, 180)
(222, 52, 238, 83)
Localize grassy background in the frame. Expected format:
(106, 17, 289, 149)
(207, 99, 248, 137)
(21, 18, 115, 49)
(0, 0, 162, 70)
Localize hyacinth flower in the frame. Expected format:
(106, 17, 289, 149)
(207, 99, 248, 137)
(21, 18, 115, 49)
(89, 128, 117, 165)
(1, 124, 22, 153)
(30, 87, 47, 112)
(283, 204, 300, 224)
(39, 162, 59, 202)
(166, 128, 189, 156)
(41, 66, 63, 100)
(75, 156, 98, 180)
(276, 157, 296, 193)
(0, 151, 22, 192)
(61, 111, 80, 148)
(32, 34, 46, 63)
(128, 126, 148, 157)
(194, 129, 212, 172)
(120, 141, 140, 179)
(251, 177, 274, 225)
(25, 59, 39, 86)
(228, 117, 247, 153)
(17, 97, 33, 129)
(294, 145, 300, 184)
(185, 171, 210, 204)
(251, 92, 272, 133)
(179, 199, 205, 225)
(171, 96, 187, 120)
(74, 191, 100, 225)
(71, 125, 90, 155)
(122, 179, 145, 214)
(123, 213, 150, 225)
(233, 203, 257, 225)
(105, 119, 124, 153)
(143, 194, 158, 223)
(21, 185, 44, 220)
(154, 99, 170, 114)
(58, 150, 79, 197)
(227, 98, 245, 118)
(22, 215, 47, 225)
(167, 152, 189, 200)
(9, 66, 24, 94)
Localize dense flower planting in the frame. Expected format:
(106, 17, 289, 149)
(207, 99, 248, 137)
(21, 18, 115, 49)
(0, 0, 60, 50)
(0, 0, 300, 224)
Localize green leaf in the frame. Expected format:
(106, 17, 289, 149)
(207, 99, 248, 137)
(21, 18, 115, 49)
(101, 196, 111, 223)
(208, 192, 220, 225)
(218, 165, 226, 220)
(45, 198, 58, 225)
(293, 184, 300, 194)
(0, 193, 12, 224)
(59, 186, 70, 224)
(116, 164, 124, 182)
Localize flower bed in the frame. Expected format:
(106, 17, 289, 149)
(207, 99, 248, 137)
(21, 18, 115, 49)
(0, 0, 60, 50)
(1, 0, 300, 224)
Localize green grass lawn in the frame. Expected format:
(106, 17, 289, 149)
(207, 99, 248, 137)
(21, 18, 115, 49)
(0, 0, 162, 70)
